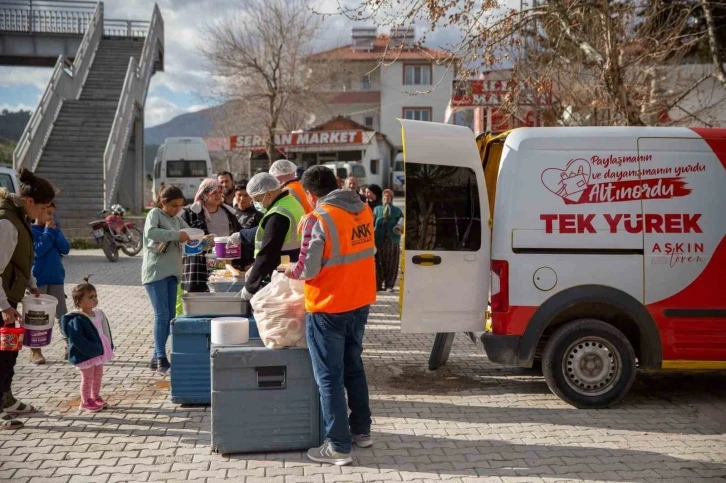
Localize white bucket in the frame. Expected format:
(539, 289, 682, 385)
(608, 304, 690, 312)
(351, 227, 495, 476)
(21, 294, 58, 347)
(181, 228, 205, 255)
(211, 317, 249, 345)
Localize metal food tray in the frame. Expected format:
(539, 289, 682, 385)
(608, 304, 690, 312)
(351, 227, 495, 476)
(182, 292, 249, 316)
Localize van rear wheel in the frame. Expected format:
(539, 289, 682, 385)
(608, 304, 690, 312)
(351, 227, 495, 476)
(542, 319, 636, 409)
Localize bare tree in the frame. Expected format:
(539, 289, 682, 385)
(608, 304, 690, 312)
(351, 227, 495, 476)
(337, 0, 720, 127)
(201, 0, 336, 165)
(700, 0, 726, 88)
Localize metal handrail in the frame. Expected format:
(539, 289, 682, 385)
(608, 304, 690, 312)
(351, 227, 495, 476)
(13, 1, 103, 171)
(0, 2, 149, 36)
(103, 3, 163, 208)
(104, 18, 149, 37)
(0, 1, 97, 7)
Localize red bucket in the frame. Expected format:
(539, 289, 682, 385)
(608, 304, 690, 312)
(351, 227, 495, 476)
(0, 327, 25, 352)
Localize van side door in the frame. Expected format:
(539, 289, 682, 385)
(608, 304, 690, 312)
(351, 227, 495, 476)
(639, 132, 726, 365)
(399, 120, 490, 333)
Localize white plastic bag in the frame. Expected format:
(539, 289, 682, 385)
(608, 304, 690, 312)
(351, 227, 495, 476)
(250, 272, 307, 348)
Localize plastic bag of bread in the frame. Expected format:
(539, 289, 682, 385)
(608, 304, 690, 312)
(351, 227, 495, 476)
(250, 271, 307, 348)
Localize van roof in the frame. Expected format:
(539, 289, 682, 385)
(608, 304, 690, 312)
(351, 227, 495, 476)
(163, 137, 206, 144)
(504, 126, 704, 152)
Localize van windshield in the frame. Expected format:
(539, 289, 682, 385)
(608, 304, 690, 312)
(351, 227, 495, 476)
(0, 173, 14, 193)
(394, 161, 404, 171)
(329, 167, 347, 179)
(167, 160, 208, 178)
(351, 164, 366, 179)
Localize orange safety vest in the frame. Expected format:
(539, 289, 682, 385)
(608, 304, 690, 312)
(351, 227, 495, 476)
(285, 179, 313, 214)
(305, 203, 376, 314)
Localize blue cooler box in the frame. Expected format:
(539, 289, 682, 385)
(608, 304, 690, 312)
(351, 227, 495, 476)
(170, 315, 258, 405)
(211, 339, 323, 454)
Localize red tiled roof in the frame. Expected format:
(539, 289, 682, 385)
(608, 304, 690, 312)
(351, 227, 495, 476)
(309, 116, 374, 132)
(309, 35, 449, 62)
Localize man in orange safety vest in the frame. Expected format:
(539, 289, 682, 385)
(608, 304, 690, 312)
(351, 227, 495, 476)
(285, 165, 376, 466)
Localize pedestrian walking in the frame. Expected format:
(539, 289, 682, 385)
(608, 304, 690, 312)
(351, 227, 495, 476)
(30, 201, 71, 364)
(286, 165, 376, 465)
(142, 186, 193, 374)
(0, 168, 56, 430)
(373, 189, 403, 292)
(60, 277, 115, 413)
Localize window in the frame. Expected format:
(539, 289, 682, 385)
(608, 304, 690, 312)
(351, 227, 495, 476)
(370, 159, 380, 175)
(361, 75, 371, 91)
(364, 116, 374, 128)
(166, 160, 208, 178)
(403, 108, 432, 122)
(154, 161, 161, 179)
(0, 174, 14, 193)
(394, 160, 404, 171)
(351, 164, 366, 179)
(404, 163, 481, 252)
(404, 64, 432, 86)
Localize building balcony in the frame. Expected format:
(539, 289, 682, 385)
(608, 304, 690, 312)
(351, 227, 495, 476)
(323, 90, 381, 104)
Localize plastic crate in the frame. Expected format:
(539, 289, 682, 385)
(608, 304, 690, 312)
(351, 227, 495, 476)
(170, 315, 258, 405)
(211, 340, 323, 454)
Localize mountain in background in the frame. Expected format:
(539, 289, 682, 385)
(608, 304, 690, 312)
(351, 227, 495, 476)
(144, 106, 217, 145)
(0, 109, 31, 143)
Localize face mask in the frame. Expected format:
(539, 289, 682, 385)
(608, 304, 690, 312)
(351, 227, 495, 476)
(253, 194, 267, 213)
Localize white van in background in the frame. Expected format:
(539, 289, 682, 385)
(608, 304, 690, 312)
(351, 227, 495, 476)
(323, 162, 368, 187)
(152, 137, 213, 202)
(392, 153, 404, 194)
(0, 166, 19, 194)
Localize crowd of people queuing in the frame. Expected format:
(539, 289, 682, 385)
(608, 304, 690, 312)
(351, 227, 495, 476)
(1, 161, 403, 466)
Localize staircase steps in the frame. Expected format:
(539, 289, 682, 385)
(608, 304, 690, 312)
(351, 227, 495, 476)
(35, 37, 146, 236)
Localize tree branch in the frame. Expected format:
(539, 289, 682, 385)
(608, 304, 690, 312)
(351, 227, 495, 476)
(700, 0, 726, 88)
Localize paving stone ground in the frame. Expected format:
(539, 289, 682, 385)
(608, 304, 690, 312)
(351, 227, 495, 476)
(2, 250, 725, 482)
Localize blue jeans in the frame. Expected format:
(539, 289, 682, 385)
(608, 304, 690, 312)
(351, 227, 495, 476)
(306, 306, 372, 454)
(144, 276, 178, 359)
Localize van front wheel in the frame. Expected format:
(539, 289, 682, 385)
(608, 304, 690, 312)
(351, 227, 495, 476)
(542, 319, 636, 409)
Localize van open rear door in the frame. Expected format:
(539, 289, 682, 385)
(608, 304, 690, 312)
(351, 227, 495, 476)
(398, 120, 491, 350)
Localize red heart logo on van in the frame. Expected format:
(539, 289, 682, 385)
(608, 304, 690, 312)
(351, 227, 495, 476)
(541, 158, 592, 203)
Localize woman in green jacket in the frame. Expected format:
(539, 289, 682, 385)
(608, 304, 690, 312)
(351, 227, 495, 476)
(373, 189, 403, 292)
(142, 185, 193, 374)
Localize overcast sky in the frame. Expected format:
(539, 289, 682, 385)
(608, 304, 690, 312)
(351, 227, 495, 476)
(0, 0, 472, 127)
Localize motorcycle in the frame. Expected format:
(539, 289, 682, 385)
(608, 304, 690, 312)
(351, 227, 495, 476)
(88, 204, 143, 262)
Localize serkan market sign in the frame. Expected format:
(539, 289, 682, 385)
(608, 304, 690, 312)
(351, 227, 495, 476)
(231, 130, 364, 150)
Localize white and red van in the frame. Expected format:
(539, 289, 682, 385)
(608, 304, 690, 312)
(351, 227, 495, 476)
(398, 120, 726, 408)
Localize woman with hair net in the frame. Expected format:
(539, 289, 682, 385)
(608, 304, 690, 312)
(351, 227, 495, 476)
(228, 172, 305, 301)
(269, 159, 312, 214)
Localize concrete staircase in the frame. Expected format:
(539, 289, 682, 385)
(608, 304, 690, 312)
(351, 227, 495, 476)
(34, 38, 144, 238)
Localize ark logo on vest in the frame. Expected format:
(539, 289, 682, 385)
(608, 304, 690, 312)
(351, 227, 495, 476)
(351, 223, 373, 245)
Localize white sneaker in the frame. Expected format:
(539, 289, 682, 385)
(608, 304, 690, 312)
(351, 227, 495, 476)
(307, 441, 353, 466)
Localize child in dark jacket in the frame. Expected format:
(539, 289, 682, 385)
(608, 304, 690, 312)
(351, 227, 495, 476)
(60, 277, 115, 413)
(30, 203, 71, 365)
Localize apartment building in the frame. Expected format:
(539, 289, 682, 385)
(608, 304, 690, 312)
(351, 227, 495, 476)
(309, 27, 453, 151)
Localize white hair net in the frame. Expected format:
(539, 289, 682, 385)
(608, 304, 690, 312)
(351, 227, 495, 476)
(269, 159, 298, 177)
(247, 172, 281, 197)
